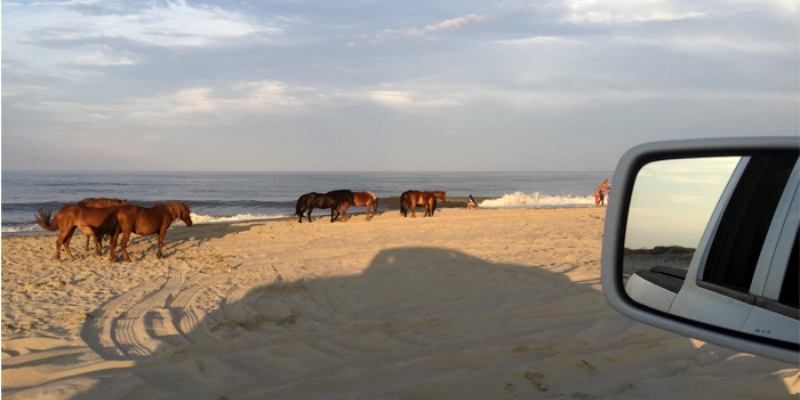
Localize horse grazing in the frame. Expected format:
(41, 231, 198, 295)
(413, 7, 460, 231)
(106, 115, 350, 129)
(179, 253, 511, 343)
(400, 190, 447, 218)
(78, 197, 127, 250)
(36, 205, 121, 261)
(295, 190, 354, 223)
(352, 191, 379, 220)
(112, 203, 193, 261)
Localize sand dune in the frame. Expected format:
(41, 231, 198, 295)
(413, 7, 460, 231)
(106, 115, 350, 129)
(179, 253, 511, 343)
(2, 208, 797, 399)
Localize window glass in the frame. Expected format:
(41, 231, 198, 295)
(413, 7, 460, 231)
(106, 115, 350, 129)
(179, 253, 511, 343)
(703, 154, 798, 292)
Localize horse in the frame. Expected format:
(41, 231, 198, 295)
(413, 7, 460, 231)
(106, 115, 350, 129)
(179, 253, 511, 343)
(295, 190, 354, 223)
(36, 205, 121, 261)
(352, 191, 379, 220)
(78, 197, 127, 250)
(400, 190, 447, 218)
(111, 203, 193, 261)
(296, 192, 321, 223)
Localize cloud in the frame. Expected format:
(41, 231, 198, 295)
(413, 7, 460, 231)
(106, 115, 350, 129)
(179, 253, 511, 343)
(495, 36, 585, 46)
(560, 0, 706, 24)
(69, 46, 136, 66)
(400, 14, 490, 37)
(616, 35, 795, 55)
(6, 1, 273, 49)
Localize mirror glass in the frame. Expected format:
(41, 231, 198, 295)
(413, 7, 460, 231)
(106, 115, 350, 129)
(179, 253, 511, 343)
(622, 157, 741, 283)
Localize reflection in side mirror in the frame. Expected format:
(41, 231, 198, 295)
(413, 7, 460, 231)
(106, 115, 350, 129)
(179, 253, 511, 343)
(624, 157, 740, 276)
(600, 138, 800, 364)
(622, 157, 740, 311)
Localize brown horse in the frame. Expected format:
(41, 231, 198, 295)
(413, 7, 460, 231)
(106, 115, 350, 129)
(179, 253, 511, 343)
(36, 205, 121, 261)
(400, 190, 446, 218)
(352, 191, 379, 220)
(112, 203, 193, 261)
(79, 197, 127, 250)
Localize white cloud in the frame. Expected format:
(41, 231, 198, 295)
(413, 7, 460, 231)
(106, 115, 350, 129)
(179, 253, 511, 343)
(617, 35, 795, 55)
(401, 14, 490, 36)
(561, 0, 706, 24)
(28, 1, 269, 47)
(69, 46, 136, 66)
(495, 36, 585, 46)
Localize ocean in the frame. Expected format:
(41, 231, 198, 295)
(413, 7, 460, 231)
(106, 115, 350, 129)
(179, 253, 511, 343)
(1, 171, 612, 234)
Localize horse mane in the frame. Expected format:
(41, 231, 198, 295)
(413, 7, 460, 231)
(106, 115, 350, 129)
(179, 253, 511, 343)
(80, 197, 126, 207)
(156, 202, 185, 219)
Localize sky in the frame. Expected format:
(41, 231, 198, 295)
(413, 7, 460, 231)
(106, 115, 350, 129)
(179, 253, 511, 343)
(2, 0, 798, 172)
(624, 156, 740, 249)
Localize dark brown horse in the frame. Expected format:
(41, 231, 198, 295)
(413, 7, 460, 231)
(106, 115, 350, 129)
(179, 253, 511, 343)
(295, 190, 354, 223)
(112, 203, 193, 261)
(36, 205, 121, 261)
(400, 190, 447, 217)
(352, 191, 379, 220)
(79, 197, 127, 250)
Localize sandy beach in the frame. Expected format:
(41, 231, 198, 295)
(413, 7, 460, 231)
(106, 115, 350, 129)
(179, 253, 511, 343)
(2, 207, 797, 399)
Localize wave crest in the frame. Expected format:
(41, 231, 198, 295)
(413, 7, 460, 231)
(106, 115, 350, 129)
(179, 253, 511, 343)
(479, 192, 594, 208)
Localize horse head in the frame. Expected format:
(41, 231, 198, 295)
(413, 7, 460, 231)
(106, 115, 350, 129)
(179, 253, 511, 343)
(180, 203, 193, 227)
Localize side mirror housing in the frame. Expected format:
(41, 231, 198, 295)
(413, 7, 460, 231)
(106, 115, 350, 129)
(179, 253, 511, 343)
(601, 137, 799, 364)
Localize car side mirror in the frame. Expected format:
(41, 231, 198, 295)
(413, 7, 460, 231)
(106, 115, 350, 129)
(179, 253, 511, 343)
(601, 137, 799, 364)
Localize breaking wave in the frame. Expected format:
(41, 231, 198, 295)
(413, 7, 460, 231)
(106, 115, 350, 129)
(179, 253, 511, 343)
(479, 192, 594, 209)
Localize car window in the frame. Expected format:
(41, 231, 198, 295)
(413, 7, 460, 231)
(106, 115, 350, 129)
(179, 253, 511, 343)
(702, 154, 798, 293)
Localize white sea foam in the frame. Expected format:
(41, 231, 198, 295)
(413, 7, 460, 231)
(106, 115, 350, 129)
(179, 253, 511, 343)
(187, 213, 291, 224)
(479, 192, 595, 209)
(1, 225, 40, 234)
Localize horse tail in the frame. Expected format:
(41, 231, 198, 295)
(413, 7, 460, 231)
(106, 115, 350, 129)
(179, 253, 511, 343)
(89, 209, 119, 238)
(399, 193, 407, 214)
(295, 197, 304, 217)
(36, 209, 59, 232)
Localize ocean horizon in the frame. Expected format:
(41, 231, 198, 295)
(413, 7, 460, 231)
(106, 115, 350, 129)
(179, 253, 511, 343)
(2, 170, 613, 234)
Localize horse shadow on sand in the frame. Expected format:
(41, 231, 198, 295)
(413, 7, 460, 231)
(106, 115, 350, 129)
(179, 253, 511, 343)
(94, 222, 255, 262)
(8, 247, 793, 399)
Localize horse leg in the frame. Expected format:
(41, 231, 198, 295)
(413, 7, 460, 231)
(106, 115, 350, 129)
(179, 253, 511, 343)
(157, 226, 168, 259)
(307, 208, 313, 223)
(120, 230, 132, 262)
(365, 201, 371, 221)
(94, 234, 104, 256)
(108, 229, 119, 262)
(85, 234, 92, 250)
(61, 227, 77, 261)
(340, 202, 350, 222)
(330, 208, 336, 223)
(55, 229, 70, 260)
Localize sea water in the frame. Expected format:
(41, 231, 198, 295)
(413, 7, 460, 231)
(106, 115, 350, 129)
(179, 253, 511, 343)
(1, 171, 613, 234)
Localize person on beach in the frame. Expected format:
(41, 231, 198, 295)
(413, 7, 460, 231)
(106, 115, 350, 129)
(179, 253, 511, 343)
(594, 189, 601, 207)
(468, 195, 476, 210)
(598, 179, 611, 206)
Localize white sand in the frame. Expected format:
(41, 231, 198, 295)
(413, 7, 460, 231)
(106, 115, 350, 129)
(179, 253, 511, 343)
(2, 208, 797, 399)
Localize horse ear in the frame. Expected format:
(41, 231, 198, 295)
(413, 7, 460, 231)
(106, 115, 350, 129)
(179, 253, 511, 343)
(186, 203, 192, 207)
